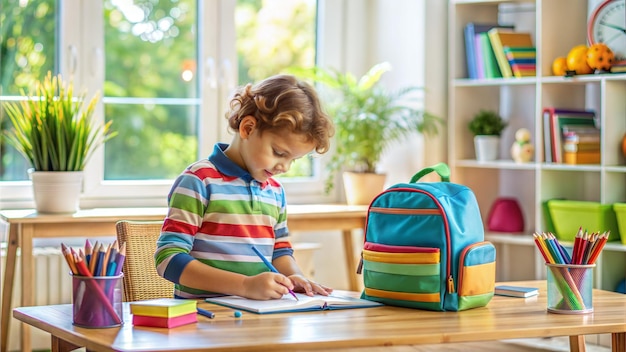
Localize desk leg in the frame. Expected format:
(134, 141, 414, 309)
(1, 226, 18, 352)
(569, 335, 586, 352)
(51, 335, 81, 352)
(20, 225, 34, 352)
(612, 332, 625, 352)
(342, 230, 359, 291)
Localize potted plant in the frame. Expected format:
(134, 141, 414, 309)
(290, 62, 442, 204)
(468, 109, 507, 162)
(2, 71, 117, 213)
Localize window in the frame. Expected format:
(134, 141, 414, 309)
(1, 0, 342, 208)
(0, 0, 57, 182)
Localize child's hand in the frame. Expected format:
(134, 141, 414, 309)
(289, 274, 333, 296)
(242, 272, 295, 300)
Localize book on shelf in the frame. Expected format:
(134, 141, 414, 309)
(504, 46, 536, 76)
(487, 29, 534, 78)
(503, 46, 536, 59)
(564, 150, 601, 165)
(563, 141, 600, 153)
(473, 34, 486, 79)
(509, 64, 536, 78)
(205, 292, 382, 314)
(495, 285, 538, 298)
(130, 298, 198, 318)
(132, 311, 197, 328)
(610, 61, 626, 73)
(543, 107, 597, 163)
(463, 23, 514, 79)
(477, 32, 502, 78)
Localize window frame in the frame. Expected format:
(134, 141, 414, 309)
(0, 0, 344, 209)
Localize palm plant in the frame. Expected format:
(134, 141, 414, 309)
(2, 72, 117, 171)
(290, 62, 442, 192)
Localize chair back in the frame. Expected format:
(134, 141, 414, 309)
(115, 220, 174, 301)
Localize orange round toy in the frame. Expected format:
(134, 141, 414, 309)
(567, 45, 593, 75)
(552, 57, 568, 76)
(586, 43, 614, 71)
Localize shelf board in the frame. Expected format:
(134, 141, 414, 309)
(453, 77, 535, 87)
(454, 74, 626, 87)
(605, 165, 626, 172)
(602, 241, 626, 252)
(541, 74, 626, 84)
(540, 163, 602, 172)
(456, 161, 625, 172)
(456, 159, 538, 170)
(485, 233, 534, 245)
(453, 0, 534, 5)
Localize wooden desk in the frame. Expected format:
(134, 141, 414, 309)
(1, 204, 368, 352)
(12, 282, 626, 352)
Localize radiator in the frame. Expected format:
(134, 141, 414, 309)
(0, 246, 72, 352)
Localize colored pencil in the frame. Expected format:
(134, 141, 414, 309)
(114, 242, 126, 276)
(101, 243, 112, 276)
(532, 233, 550, 263)
(587, 231, 609, 265)
(84, 239, 93, 266)
(94, 245, 106, 278)
(89, 242, 100, 275)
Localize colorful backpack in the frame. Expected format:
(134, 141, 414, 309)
(359, 163, 496, 311)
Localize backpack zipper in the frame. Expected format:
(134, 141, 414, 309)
(363, 187, 453, 293)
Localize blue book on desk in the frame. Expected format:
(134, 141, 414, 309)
(205, 293, 382, 314)
(464, 23, 514, 79)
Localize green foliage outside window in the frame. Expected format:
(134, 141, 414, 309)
(1, 0, 318, 182)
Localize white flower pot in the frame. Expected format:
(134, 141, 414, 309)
(474, 135, 500, 162)
(28, 170, 84, 213)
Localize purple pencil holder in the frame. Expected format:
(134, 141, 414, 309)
(71, 274, 124, 328)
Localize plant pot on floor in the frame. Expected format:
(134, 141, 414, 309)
(474, 135, 500, 162)
(29, 170, 84, 213)
(342, 171, 386, 205)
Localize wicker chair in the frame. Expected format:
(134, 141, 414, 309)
(115, 220, 174, 301)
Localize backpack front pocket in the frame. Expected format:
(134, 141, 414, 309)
(456, 241, 496, 310)
(361, 242, 442, 310)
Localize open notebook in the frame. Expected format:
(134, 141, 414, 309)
(205, 292, 382, 314)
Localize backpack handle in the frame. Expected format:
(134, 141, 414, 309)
(410, 163, 450, 183)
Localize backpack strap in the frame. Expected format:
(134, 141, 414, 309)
(410, 163, 450, 183)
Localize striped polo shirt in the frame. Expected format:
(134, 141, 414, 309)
(155, 143, 294, 298)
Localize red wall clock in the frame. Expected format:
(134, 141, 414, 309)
(588, 0, 626, 63)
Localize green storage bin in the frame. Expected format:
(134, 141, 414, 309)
(613, 203, 626, 245)
(546, 200, 620, 243)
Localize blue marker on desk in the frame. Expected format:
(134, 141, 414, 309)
(197, 307, 215, 319)
(251, 245, 299, 301)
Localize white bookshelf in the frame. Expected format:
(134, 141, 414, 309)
(448, 0, 626, 293)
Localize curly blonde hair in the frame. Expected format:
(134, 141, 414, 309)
(226, 74, 334, 154)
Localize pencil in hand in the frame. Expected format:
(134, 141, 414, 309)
(251, 245, 299, 301)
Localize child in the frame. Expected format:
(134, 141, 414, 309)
(155, 74, 335, 300)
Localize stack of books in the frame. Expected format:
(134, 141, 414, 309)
(503, 46, 536, 77)
(130, 298, 198, 328)
(562, 125, 601, 165)
(543, 107, 599, 164)
(487, 29, 535, 78)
